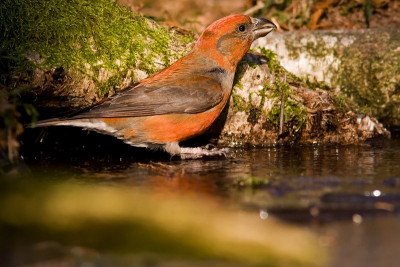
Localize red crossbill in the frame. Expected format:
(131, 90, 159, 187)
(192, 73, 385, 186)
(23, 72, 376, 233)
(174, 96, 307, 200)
(32, 15, 276, 159)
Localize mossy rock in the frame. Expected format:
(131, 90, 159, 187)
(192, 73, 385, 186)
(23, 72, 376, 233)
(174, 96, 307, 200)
(208, 49, 389, 147)
(255, 29, 400, 126)
(0, 0, 195, 163)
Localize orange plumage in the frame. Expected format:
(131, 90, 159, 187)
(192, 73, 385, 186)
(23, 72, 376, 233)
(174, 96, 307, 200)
(32, 15, 276, 159)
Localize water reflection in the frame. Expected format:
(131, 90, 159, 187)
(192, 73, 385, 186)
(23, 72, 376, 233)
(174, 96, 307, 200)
(11, 132, 400, 267)
(20, 138, 400, 218)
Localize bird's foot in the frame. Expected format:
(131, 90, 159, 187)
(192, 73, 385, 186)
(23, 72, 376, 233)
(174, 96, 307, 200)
(180, 146, 233, 159)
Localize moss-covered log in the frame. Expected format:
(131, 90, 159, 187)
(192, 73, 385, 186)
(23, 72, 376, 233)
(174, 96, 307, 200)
(0, 0, 193, 163)
(255, 29, 400, 126)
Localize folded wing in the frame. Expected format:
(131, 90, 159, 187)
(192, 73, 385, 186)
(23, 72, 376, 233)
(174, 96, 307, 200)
(72, 76, 223, 119)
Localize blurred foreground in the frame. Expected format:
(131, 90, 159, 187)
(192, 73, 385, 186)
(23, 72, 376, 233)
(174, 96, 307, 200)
(2, 128, 400, 266)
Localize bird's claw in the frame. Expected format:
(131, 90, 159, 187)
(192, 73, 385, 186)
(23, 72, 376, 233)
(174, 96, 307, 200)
(202, 143, 217, 150)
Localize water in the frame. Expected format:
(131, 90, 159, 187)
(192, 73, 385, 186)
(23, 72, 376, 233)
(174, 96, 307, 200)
(2, 128, 400, 266)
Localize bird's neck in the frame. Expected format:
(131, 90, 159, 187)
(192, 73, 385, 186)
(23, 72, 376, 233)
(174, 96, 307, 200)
(190, 47, 242, 74)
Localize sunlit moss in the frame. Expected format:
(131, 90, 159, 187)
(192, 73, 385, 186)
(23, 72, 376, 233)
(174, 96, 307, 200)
(230, 48, 308, 135)
(258, 48, 308, 132)
(0, 0, 177, 95)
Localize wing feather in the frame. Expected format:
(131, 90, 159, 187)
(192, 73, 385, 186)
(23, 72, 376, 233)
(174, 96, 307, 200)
(71, 76, 223, 119)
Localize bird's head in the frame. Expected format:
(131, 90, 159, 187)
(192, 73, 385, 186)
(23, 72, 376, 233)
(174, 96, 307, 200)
(194, 15, 276, 71)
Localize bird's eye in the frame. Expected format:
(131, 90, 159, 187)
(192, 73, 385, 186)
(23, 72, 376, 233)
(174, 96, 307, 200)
(238, 24, 246, 32)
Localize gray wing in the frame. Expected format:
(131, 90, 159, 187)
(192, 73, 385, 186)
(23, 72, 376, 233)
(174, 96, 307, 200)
(72, 77, 223, 119)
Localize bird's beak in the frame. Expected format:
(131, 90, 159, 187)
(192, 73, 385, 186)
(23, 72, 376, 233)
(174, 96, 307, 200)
(251, 17, 277, 40)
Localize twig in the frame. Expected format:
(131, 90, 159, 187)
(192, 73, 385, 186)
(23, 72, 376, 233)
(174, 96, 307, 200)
(279, 72, 287, 135)
(243, 1, 265, 16)
(7, 128, 13, 162)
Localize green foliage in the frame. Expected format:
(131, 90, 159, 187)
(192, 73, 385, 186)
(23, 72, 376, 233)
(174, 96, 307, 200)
(0, 0, 174, 95)
(303, 75, 330, 91)
(233, 175, 269, 188)
(1, 89, 38, 131)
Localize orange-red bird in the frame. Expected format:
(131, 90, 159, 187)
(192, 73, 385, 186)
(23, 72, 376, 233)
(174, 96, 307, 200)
(32, 15, 276, 159)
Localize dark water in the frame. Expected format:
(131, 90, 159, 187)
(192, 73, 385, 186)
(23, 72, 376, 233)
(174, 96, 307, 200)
(4, 128, 400, 266)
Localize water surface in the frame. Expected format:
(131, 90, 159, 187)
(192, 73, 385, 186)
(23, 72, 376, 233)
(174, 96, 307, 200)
(4, 129, 400, 266)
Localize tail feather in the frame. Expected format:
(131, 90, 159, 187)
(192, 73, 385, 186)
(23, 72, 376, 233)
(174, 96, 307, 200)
(26, 118, 64, 128)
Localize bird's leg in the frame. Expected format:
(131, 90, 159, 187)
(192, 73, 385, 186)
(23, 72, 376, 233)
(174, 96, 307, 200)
(165, 142, 232, 159)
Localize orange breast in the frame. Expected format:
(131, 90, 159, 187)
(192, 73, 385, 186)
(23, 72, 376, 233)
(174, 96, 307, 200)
(141, 108, 220, 143)
(100, 101, 225, 144)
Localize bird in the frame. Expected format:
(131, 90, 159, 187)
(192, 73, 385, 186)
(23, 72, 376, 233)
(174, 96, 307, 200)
(30, 15, 276, 159)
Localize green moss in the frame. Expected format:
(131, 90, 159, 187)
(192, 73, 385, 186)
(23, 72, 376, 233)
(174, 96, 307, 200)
(232, 56, 268, 112)
(265, 78, 307, 132)
(0, 0, 181, 95)
(256, 48, 307, 131)
(230, 48, 308, 134)
(233, 59, 248, 90)
(175, 32, 195, 47)
(268, 99, 307, 134)
(332, 94, 348, 113)
(303, 75, 330, 91)
(231, 89, 247, 112)
(231, 59, 249, 111)
(259, 47, 301, 82)
(334, 29, 400, 124)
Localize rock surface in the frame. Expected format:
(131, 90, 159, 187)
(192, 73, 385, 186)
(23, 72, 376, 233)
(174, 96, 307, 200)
(207, 52, 390, 147)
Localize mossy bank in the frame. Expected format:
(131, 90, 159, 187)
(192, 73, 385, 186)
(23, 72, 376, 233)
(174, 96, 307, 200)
(0, 0, 193, 163)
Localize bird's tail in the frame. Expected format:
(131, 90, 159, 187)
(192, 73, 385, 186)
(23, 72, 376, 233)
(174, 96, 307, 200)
(26, 118, 63, 128)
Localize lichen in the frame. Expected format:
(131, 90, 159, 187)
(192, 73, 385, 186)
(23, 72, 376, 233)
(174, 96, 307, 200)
(274, 29, 400, 125)
(283, 34, 338, 60)
(332, 29, 400, 125)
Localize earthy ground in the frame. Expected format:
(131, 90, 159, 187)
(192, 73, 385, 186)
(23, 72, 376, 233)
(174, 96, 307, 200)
(119, 0, 400, 33)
